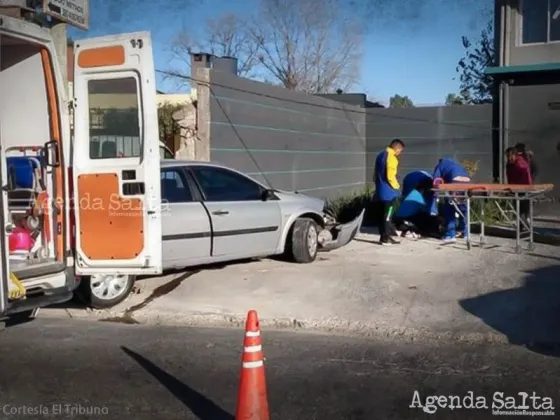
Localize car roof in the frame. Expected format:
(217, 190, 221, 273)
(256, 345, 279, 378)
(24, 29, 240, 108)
(160, 160, 228, 169)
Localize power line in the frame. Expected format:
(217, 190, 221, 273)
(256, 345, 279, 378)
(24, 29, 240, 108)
(157, 69, 538, 136)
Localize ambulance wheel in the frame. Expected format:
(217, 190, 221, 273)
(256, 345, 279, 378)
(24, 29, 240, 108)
(287, 217, 319, 263)
(78, 274, 135, 309)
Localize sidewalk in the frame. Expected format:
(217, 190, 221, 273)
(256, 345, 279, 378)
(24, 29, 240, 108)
(43, 230, 560, 346)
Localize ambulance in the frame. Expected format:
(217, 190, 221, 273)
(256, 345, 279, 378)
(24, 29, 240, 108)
(0, 12, 164, 320)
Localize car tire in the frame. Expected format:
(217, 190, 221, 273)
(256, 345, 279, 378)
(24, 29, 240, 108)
(77, 274, 135, 309)
(288, 217, 319, 263)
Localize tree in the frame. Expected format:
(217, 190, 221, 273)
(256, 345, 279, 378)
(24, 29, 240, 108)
(249, 0, 363, 93)
(389, 94, 414, 108)
(445, 93, 465, 106)
(456, 18, 495, 104)
(167, 0, 363, 94)
(169, 13, 260, 81)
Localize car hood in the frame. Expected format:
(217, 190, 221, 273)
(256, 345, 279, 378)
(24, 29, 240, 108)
(274, 190, 325, 212)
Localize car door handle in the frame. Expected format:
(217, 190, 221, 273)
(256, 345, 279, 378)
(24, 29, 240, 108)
(212, 210, 229, 216)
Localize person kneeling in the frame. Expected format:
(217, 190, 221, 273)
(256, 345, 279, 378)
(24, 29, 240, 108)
(393, 188, 441, 239)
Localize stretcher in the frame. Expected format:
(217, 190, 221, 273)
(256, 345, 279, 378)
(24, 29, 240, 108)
(433, 183, 554, 253)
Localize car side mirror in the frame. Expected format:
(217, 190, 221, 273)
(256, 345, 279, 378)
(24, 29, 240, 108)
(261, 189, 275, 201)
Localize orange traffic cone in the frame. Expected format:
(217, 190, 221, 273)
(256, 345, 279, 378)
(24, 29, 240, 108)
(235, 310, 270, 420)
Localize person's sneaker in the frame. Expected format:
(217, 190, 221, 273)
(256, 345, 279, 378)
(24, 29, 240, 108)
(380, 237, 401, 246)
(441, 236, 456, 244)
(455, 231, 465, 239)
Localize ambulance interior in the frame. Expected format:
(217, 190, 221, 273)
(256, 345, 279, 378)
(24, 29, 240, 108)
(0, 34, 63, 285)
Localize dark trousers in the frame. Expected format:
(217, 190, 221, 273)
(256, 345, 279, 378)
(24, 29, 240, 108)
(378, 199, 396, 242)
(519, 199, 530, 230)
(394, 213, 441, 238)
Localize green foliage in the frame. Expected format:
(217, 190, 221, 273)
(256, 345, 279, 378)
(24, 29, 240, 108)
(389, 94, 414, 108)
(157, 102, 184, 142)
(324, 185, 375, 225)
(459, 159, 480, 178)
(456, 18, 495, 105)
(445, 93, 465, 106)
(100, 108, 139, 136)
(470, 199, 508, 226)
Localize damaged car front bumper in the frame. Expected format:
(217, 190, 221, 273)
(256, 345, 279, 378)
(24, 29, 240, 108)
(317, 209, 365, 251)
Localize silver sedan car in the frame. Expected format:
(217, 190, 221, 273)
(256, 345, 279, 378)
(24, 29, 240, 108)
(81, 160, 364, 308)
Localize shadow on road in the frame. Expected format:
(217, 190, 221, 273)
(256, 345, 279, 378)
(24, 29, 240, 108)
(122, 346, 234, 420)
(459, 264, 560, 357)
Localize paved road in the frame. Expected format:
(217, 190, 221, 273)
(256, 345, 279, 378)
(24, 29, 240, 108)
(0, 318, 559, 419)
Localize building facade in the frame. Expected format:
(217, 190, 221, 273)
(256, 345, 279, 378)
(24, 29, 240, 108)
(488, 0, 560, 195)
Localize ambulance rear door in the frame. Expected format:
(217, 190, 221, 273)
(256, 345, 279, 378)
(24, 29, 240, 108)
(72, 32, 162, 275)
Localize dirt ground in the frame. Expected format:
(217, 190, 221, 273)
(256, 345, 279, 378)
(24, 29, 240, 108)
(43, 229, 560, 346)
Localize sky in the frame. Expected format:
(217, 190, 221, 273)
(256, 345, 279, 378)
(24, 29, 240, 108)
(70, 0, 488, 106)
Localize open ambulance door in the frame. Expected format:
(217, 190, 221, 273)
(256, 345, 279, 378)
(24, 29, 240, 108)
(72, 32, 162, 276)
(0, 120, 11, 316)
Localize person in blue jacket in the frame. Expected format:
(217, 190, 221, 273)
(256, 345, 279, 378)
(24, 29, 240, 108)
(374, 139, 405, 245)
(402, 170, 438, 215)
(393, 180, 441, 238)
(432, 158, 471, 243)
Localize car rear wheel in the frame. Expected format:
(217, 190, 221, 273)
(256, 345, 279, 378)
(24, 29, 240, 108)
(77, 274, 135, 309)
(288, 217, 319, 263)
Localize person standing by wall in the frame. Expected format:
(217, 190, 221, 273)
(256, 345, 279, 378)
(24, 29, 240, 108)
(374, 139, 405, 245)
(432, 158, 471, 244)
(505, 147, 532, 231)
(514, 143, 537, 182)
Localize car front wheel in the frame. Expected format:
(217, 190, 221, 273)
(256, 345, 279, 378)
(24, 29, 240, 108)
(78, 274, 135, 309)
(288, 217, 319, 263)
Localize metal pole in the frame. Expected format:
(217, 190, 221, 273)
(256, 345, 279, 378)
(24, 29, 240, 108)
(466, 196, 471, 250)
(515, 194, 521, 253)
(480, 197, 485, 247)
(528, 195, 534, 251)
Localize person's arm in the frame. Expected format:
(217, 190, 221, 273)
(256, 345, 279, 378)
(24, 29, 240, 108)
(386, 153, 400, 189)
(520, 159, 533, 185)
(432, 164, 442, 181)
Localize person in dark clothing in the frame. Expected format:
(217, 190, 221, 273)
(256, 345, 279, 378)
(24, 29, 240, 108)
(514, 143, 537, 181)
(505, 147, 532, 231)
(374, 139, 405, 245)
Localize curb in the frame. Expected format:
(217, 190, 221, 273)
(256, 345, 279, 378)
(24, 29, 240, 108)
(474, 226, 560, 246)
(97, 310, 513, 346)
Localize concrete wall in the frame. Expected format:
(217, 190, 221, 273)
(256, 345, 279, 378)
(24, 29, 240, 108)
(502, 0, 560, 66)
(205, 69, 367, 200)
(507, 84, 560, 196)
(365, 105, 494, 184)
(200, 68, 493, 200)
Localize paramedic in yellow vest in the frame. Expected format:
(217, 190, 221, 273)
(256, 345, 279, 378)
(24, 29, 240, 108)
(374, 139, 405, 245)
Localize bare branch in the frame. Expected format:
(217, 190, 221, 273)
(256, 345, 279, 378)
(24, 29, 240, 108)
(167, 12, 259, 83)
(251, 0, 363, 93)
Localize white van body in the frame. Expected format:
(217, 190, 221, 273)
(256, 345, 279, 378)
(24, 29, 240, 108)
(0, 15, 163, 318)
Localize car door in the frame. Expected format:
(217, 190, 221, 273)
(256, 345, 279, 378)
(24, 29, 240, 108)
(189, 165, 282, 258)
(72, 32, 162, 275)
(160, 167, 211, 267)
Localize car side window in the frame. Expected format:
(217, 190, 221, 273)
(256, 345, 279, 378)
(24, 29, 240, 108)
(191, 166, 263, 202)
(161, 169, 193, 203)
